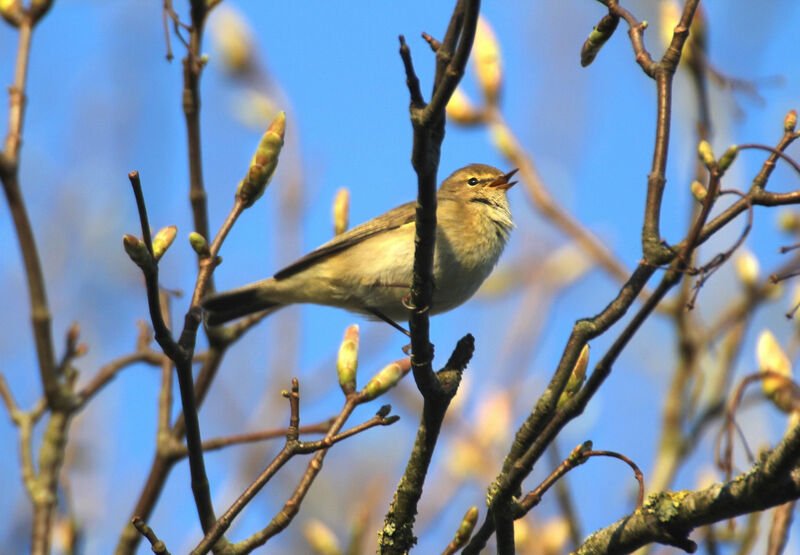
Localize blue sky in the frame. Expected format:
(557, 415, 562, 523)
(1, 1, 800, 553)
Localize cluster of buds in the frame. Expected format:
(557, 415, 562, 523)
(123, 225, 177, 268)
(235, 111, 286, 208)
(697, 140, 738, 175)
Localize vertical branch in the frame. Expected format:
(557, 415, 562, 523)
(0, 17, 62, 409)
(183, 1, 212, 281)
(0, 8, 74, 555)
(379, 2, 480, 552)
(380, 335, 474, 554)
(467, 1, 702, 550)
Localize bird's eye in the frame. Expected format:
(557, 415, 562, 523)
(467, 177, 479, 186)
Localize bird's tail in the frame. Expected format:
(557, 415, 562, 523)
(202, 281, 282, 326)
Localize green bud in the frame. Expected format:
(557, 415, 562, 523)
(122, 234, 150, 267)
(690, 180, 707, 203)
(189, 231, 210, 256)
(236, 111, 286, 208)
(697, 140, 715, 168)
(452, 506, 479, 547)
(558, 344, 589, 409)
(362, 358, 411, 401)
(580, 13, 619, 67)
(785, 110, 797, 133)
(337, 325, 359, 394)
(717, 145, 738, 173)
(152, 225, 177, 261)
(568, 440, 593, 464)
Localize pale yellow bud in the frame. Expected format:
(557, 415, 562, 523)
(734, 249, 759, 288)
(303, 519, 341, 555)
(778, 210, 800, 233)
(332, 188, 350, 236)
(558, 344, 589, 408)
(0, 0, 23, 26)
(757, 330, 798, 413)
(446, 87, 481, 125)
(785, 109, 797, 133)
(152, 225, 177, 261)
(697, 140, 715, 168)
(490, 123, 517, 160)
(362, 358, 411, 401)
(210, 7, 255, 76)
(473, 16, 502, 104)
(236, 111, 286, 208)
(690, 180, 707, 203)
(758, 330, 792, 385)
(337, 325, 359, 394)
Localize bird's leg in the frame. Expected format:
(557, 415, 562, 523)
(366, 307, 410, 337)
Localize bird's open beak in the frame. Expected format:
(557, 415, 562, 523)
(488, 168, 519, 191)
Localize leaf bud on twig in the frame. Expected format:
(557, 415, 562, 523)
(558, 344, 589, 409)
(236, 111, 286, 208)
(717, 145, 738, 173)
(784, 109, 797, 133)
(337, 325, 359, 394)
(122, 234, 150, 268)
(362, 358, 411, 401)
(697, 140, 716, 168)
(189, 231, 210, 257)
(151, 225, 177, 261)
(690, 180, 707, 203)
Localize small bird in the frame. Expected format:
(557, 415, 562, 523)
(202, 164, 517, 330)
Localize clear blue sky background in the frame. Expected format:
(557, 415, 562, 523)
(1, 1, 800, 553)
